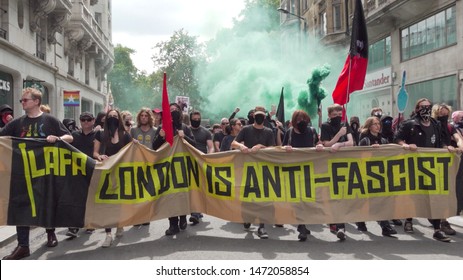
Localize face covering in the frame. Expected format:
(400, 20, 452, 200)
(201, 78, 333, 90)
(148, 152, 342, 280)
(418, 105, 432, 122)
(330, 116, 342, 127)
(297, 120, 308, 133)
(106, 117, 119, 136)
(254, 114, 265, 125)
(191, 119, 201, 128)
(171, 110, 182, 129)
(437, 116, 448, 125)
(247, 114, 255, 124)
(351, 122, 359, 131)
(373, 112, 382, 119)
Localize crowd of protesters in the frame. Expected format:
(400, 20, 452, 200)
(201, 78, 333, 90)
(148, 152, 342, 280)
(1, 87, 463, 259)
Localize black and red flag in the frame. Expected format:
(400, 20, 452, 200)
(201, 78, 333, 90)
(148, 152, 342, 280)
(332, 0, 368, 110)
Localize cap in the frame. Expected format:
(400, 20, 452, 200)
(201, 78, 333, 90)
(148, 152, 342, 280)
(80, 112, 94, 119)
(254, 106, 266, 116)
(153, 108, 161, 113)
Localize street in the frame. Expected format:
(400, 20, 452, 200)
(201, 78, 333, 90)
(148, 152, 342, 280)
(1, 216, 463, 260)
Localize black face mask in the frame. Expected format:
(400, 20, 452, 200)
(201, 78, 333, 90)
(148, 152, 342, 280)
(106, 117, 119, 136)
(418, 105, 432, 122)
(171, 110, 182, 129)
(330, 116, 342, 127)
(191, 119, 201, 128)
(297, 121, 308, 133)
(373, 112, 382, 119)
(254, 114, 265, 125)
(437, 116, 448, 125)
(351, 122, 359, 131)
(247, 115, 254, 124)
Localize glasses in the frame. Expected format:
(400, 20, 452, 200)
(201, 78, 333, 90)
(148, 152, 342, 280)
(19, 98, 33, 103)
(80, 118, 93, 122)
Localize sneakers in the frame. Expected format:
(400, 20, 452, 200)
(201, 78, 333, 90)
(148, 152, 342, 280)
(102, 234, 112, 248)
(115, 227, 124, 237)
(274, 224, 284, 227)
(257, 227, 269, 239)
(85, 229, 95, 234)
(66, 228, 79, 238)
(440, 221, 456, 235)
(356, 222, 368, 232)
(2, 246, 30, 260)
(329, 224, 337, 234)
(404, 221, 414, 233)
(46, 232, 58, 247)
(381, 224, 397, 236)
(297, 225, 310, 241)
(243, 223, 251, 229)
(391, 219, 403, 226)
(189, 216, 199, 225)
(165, 226, 180, 236)
(336, 229, 346, 241)
(142, 222, 150, 226)
(433, 230, 451, 242)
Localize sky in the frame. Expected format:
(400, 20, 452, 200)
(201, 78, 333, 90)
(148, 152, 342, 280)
(112, 0, 247, 73)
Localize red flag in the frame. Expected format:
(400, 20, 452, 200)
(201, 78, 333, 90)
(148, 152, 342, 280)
(161, 72, 174, 146)
(332, 0, 368, 106)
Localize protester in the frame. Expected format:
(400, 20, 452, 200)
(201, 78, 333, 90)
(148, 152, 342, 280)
(0, 87, 73, 260)
(94, 111, 106, 131)
(152, 103, 196, 236)
(152, 108, 162, 128)
(121, 110, 133, 133)
(320, 103, 354, 241)
(349, 116, 360, 146)
(213, 117, 229, 152)
(0, 104, 13, 128)
(63, 118, 78, 133)
(220, 118, 243, 151)
(394, 98, 454, 242)
(67, 112, 97, 237)
(231, 106, 275, 239)
(357, 117, 397, 236)
(93, 109, 132, 247)
(282, 110, 324, 241)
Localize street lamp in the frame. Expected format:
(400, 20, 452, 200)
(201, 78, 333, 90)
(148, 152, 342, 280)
(277, 8, 307, 37)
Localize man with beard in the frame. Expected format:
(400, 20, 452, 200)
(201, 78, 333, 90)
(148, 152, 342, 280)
(394, 98, 455, 242)
(152, 103, 196, 236)
(320, 103, 354, 241)
(189, 110, 213, 225)
(231, 106, 275, 239)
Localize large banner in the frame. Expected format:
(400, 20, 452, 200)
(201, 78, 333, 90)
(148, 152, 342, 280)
(0, 137, 460, 228)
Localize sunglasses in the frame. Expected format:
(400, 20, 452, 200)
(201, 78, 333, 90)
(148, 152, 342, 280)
(19, 98, 33, 103)
(80, 118, 93, 122)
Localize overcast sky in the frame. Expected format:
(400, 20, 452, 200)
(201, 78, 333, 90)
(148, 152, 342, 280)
(112, 0, 246, 73)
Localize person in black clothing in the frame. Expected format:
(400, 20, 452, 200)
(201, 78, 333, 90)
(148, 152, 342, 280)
(152, 103, 196, 236)
(349, 116, 360, 146)
(1, 87, 73, 260)
(0, 104, 13, 128)
(93, 109, 133, 247)
(320, 104, 354, 241)
(66, 112, 97, 237)
(394, 98, 455, 242)
(356, 117, 397, 236)
(282, 110, 324, 241)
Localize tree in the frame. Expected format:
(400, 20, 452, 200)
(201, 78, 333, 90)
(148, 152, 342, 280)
(151, 29, 206, 112)
(108, 45, 159, 113)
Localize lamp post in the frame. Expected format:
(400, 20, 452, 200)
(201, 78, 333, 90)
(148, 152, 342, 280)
(277, 8, 307, 34)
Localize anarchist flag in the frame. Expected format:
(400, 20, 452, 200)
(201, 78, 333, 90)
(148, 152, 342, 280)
(161, 72, 174, 146)
(332, 0, 368, 107)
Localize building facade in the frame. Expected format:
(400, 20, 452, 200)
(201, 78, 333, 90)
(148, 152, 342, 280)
(0, 0, 114, 121)
(280, 0, 463, 121)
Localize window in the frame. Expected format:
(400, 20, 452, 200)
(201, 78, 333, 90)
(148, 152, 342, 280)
(94, 103, 103, 115)
(368, 36, 391, 71)
(17, 0, 24, 29)
(81, 98, 91, 113)
(319, 10, 326, 36)
(333, 3, 342, 32)
(405, 76, 457, 117)
(401, 5, 456, 60)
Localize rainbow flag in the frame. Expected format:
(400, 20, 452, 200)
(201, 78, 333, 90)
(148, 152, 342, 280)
(63, 90, 80, 107)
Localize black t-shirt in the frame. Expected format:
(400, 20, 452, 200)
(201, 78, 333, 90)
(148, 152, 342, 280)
(0, 113, 70, 139)
(421, 124, 436, 148)
(282, 127, 319, 148)
(234, 125, 275, 148)
(95, 130, 132, 156)
(358, 132, 388, 146)
(220, 135, 236, 151)
(191, 126, 212, 153)
(320, 121, 352, 143)
(71, 130, 96, 157)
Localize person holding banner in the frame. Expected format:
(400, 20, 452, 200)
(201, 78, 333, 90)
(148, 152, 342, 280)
(357, 117, 397, 236)
(93, 109, 133, 247)
(231, 106, 276, 239)
(152, 102, 196, 236)
(394, 98, 454, 242)
(282, 110, 324, 241)
(1, 87, 73, 260)
(320, 103, 354, 241)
